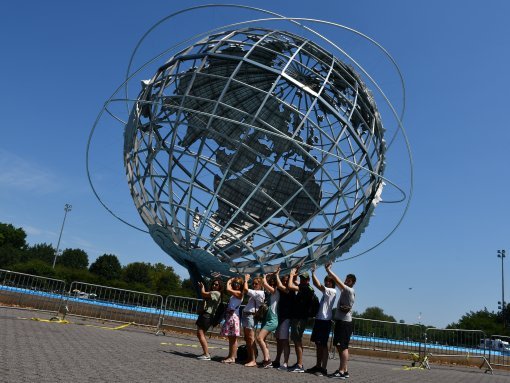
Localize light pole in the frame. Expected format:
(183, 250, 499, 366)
(52, 204, 72, 268)
(497, 249, 506, 328)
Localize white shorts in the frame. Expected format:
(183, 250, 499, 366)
(275, 318, 290, 340)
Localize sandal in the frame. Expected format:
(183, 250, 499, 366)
(221, 358, 235, 364)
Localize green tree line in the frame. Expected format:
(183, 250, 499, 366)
(0, 222, 195, 298)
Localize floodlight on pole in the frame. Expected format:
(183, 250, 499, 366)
(52, 203, 72, 268)
(497, 249, 506, 327)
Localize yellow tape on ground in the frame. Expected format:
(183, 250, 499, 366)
(22, 317, 132, 331)
(30, 317, 69, 324)
(83, 322, 133, 330)
(160, 342, 228, 350)
(400, 366, 425, 371)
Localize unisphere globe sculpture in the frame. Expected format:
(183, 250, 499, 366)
(123, 27, 386, 277)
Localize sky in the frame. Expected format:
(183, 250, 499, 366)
(1, 0, 509, 328)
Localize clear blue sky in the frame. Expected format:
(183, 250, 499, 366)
(1, 0, 509, 328)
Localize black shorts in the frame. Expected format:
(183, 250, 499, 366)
(333, 320, 353, 350)
(310, 319, 332, 345)
(196, 313, 212, 331)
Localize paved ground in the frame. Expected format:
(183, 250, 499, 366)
(1, 307, 509, 383)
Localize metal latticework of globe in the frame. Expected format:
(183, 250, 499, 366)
(123, 27, 386, 276)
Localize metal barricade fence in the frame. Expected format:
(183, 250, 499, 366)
(1, 270, 507, 372)
(0, 269, 66, 314)
(60, 281, 164, 329)
(488, 334, 510, 369)
(348, 318, 425, 358)
(424, 328, 492, 372)
(159, 294, 203, 334)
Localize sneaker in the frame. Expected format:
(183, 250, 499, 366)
(288, 364, 305, 373)
(343, 371, 349, 378)
(314, 368, 327, 377)
(329, 370, 346, 379)
(196, 354, 211, 360)
(305, 366, 320, 374)
(277, 363, 288, 371)
(271, 361, 280, 369)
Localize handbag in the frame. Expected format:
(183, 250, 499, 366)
(339, 305, 351, 314)
(253, 298, 268, 321)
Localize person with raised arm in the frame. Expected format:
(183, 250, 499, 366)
(305, 264, 337, 376)
(241, 273, 265, 367)
(220, 277, 244, 364)
(287, 266, 314, 373)
(271, 268, 294, 370)
(256, 271, 280, 368)
(195, 279, 223, 360)
(325, 262, 357, 379)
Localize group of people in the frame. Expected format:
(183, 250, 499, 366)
(195, 262, 356, 379)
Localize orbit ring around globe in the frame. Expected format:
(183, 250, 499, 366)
(86, 5, 413, 277)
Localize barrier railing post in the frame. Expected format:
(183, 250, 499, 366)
(424, 328, 492, 373)
(0, 269, 66, 315)
(488, 334, 510, 369)
(62, 281, 163, 329)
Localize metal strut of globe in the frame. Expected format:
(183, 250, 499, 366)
(123, 27, 386, 277)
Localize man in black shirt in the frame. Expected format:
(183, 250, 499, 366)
(287, 267, 314, 373)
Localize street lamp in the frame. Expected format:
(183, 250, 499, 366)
(497, 249, 506, 327)
(52, 204, 72, 268)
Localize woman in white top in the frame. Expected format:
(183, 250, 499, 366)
(242, 274, 265, 367)
(256, 272, 280, 368)
(220, 277, 244, 364)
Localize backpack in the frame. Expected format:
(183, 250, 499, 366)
(237, 344, 258, 363)
(308, 292, 320, 318)
(210, 301, 226, 327)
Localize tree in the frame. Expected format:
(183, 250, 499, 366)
(0, 223, 27, 249)
(358, 306, 397, 322)
(24, 243, 55, 264)
(0, 223, 27, 268)
(58, 248, 89, 269)
(55, 266, 98, 285)
(150, 263, 180, 288)
(0, 244, 23, 268)
(123, 262, 151, 285)
(447, 308, 509, 336)
(181, 278, 195, 291)
(10, 259, 56, 278)
(149, 263, 181, 296)
(89, 254, 122, 280)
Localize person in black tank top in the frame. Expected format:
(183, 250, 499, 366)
(271, 269, 295, 369)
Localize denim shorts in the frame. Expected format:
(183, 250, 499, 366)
(242, 312, 256, 329)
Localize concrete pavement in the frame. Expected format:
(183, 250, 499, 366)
(0, 307, 508, 383)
